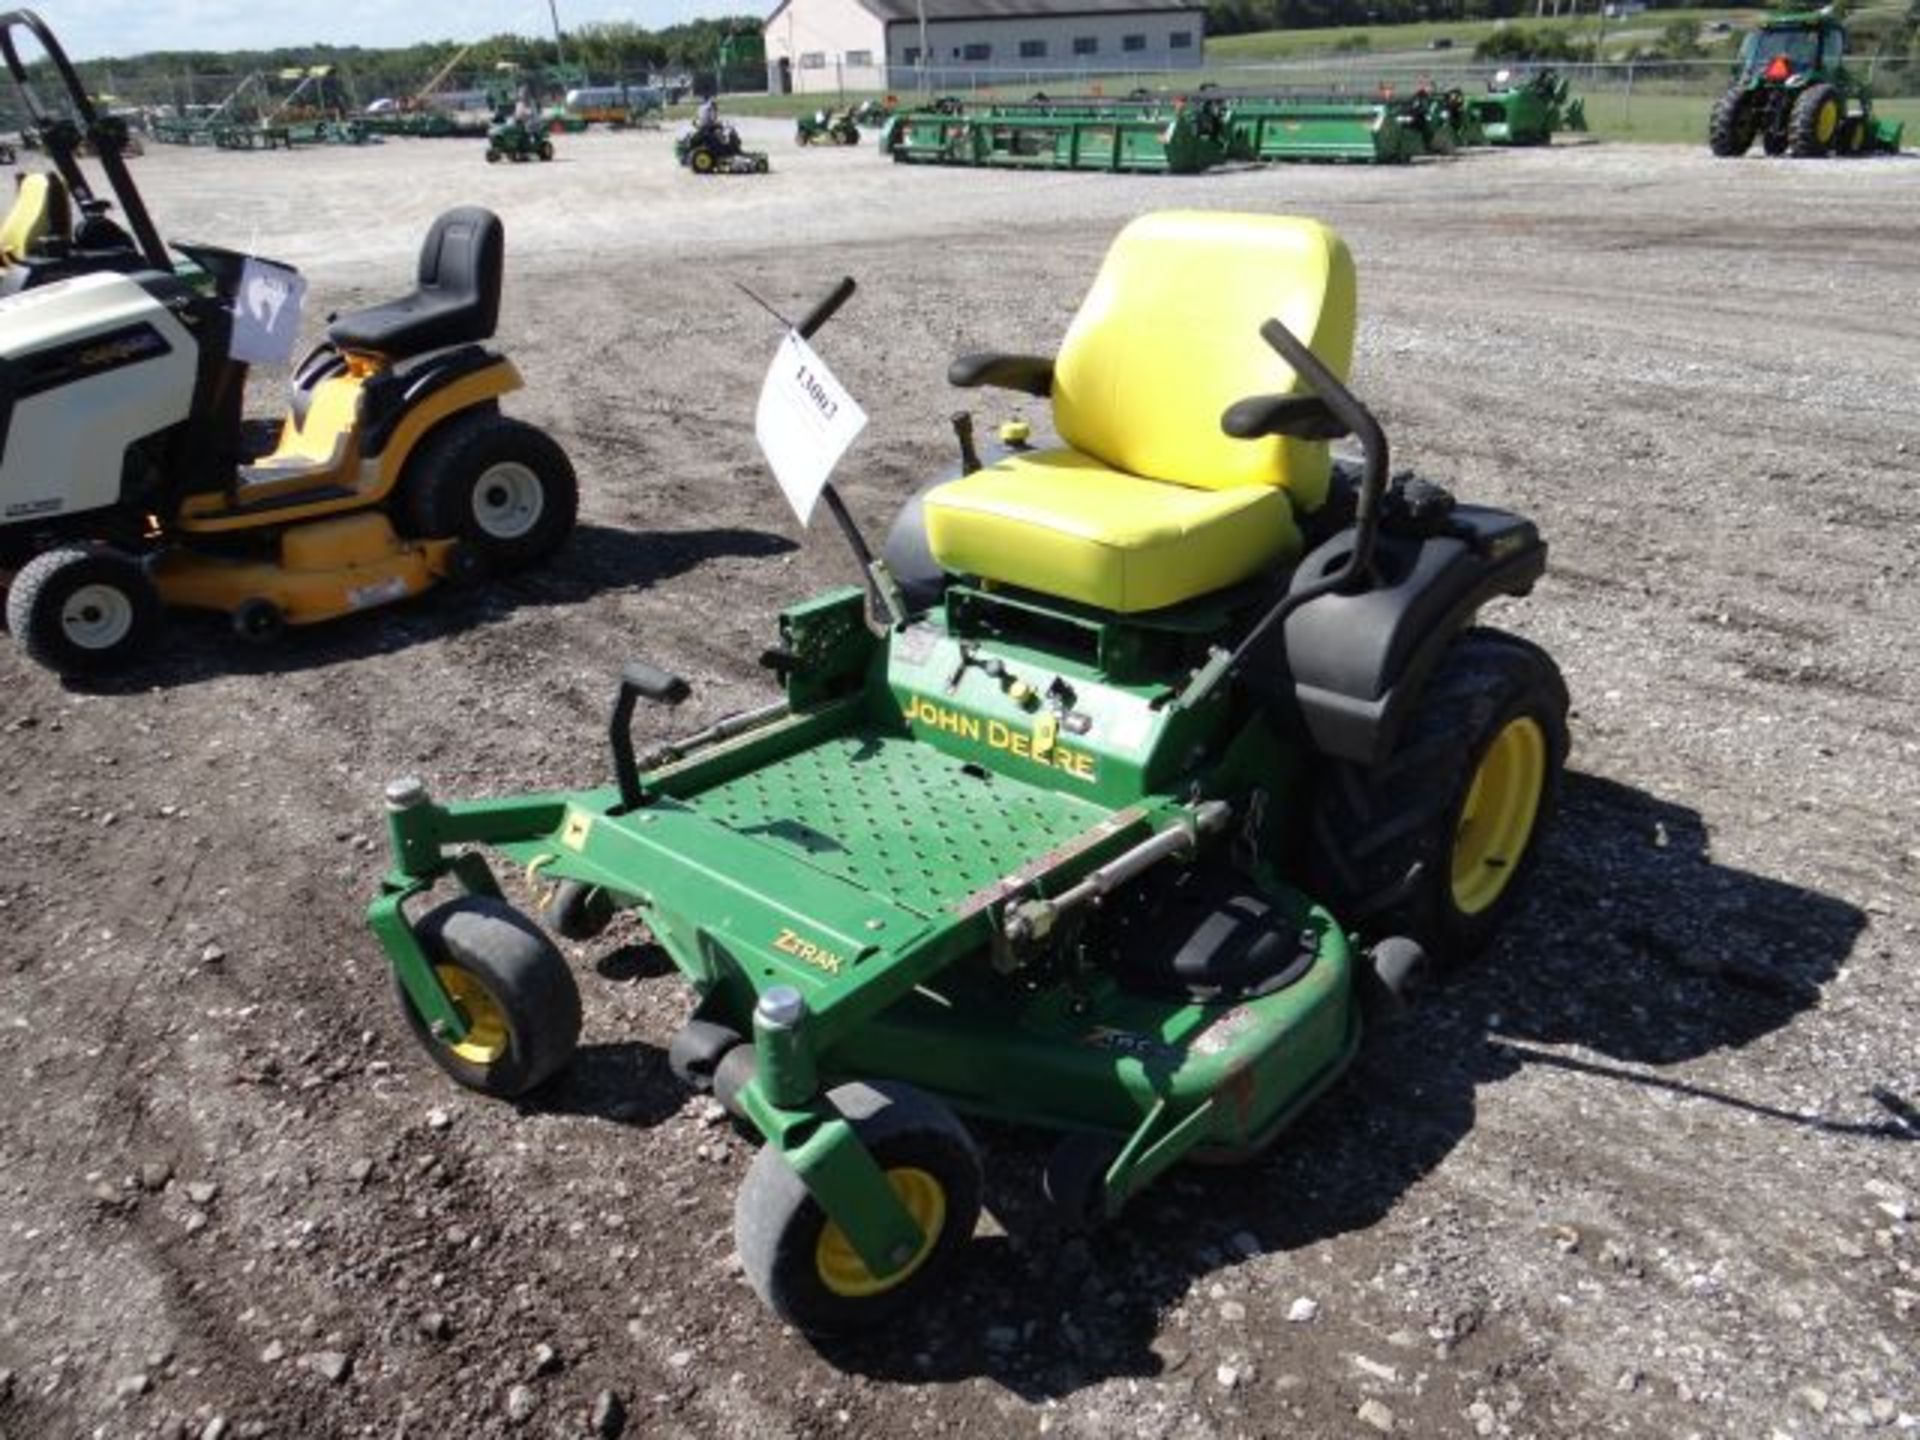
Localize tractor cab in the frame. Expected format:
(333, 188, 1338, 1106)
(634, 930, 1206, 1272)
(1740, 14, 1841, 81)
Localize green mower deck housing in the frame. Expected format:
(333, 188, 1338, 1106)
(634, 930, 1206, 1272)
(1466, 67, 1586, 145)
(1709, 11, 1902, 157)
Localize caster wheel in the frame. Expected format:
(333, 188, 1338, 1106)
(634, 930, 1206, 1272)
(230, 597, 284, 645)
(1041, 1131, 1122, 1230)
(668, 1018, 742, 1091)
(540, 878, 614, 941)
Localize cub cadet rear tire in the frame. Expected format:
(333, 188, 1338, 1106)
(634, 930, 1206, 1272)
(1308, 627, 1569, 963)
(6, 546, 161, 676)
(394, 896, 581, 1097)
(1789, 82, 1840, 157)
(735, 1082, 981, 1336)
(404, 414, 578, 572)
(1708, 86, 1756, 157)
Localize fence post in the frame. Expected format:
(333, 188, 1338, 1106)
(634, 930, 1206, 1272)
(1624, 60, 1634, 130)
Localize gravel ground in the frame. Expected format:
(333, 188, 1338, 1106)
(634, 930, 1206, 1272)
(2, 124, 1917, 1439)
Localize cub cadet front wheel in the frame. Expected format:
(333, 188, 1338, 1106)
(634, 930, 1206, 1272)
(1309, 627, 1569, 962)
(404, 414, 579, 572)
(394, 896, 581, 1097)
(1789, 82, 1840, 157)
(735, 1082, 981, 1336)
(6, 546, 162, 676)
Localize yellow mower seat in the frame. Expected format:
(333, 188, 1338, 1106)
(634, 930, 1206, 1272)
(0, 172, 69, 265)
(923, 211, 1357, 613)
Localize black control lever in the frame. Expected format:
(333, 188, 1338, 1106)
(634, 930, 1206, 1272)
(610, 661, 690, 809)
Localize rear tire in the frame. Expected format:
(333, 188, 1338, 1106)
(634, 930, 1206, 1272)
(403, 414, 578, 572)
(1789, 83, 1840, 158)
(537, 140, 554, 161)
(1308, 627, 1569, 962)
(6, 546, 161, 676)
(735, 1082, 981, 1336)
(394, 896, 581, 1097)
(1708, 86, 1756, 157)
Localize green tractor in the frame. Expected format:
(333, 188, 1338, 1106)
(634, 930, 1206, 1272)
(796, 107, 862, 146)
(1710, 10, 1904, 157)
(484, 113, 554, 163)
(366, 212, 1570, 1336)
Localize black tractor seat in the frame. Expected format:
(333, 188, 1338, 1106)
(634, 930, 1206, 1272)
(328, 206, 503, 360)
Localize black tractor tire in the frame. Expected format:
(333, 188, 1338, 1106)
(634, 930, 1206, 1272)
(537, 140, 554, 162)
(1708, 86, 1756, 157)
(6, 546, 162, 676)
(393, 895, 581, 1098)
(1837, 115, 1868, 155)
(1308, 627, 1570, 963)
(539, 877, 615, 941)
(735, 1081, 981, 1336)
(485, 147, 501, 163)
(403, 413, 578, 572)
(1789, 82, 1841, 158)
(690, 146, 716, 173)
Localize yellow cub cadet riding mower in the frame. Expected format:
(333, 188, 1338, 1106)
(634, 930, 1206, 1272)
(0, 11, 576, 677)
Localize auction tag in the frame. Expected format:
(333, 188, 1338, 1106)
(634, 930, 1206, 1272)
(754, 329, 867, 526)
(229, 257, 307, 366)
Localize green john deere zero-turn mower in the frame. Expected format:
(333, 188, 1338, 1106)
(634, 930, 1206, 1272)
(367, 212, 1570, 1336)
(676, 120, 770, 174)
(485, 113, 554, 163)
(1710, 10, 1904, 157)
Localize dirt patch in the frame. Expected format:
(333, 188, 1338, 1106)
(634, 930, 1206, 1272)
(2, 130, 1917, 1438)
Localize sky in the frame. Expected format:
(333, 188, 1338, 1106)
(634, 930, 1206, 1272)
(38, 0, 757, 61)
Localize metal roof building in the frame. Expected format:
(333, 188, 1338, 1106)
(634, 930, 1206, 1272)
(762, 0, 1206, 95)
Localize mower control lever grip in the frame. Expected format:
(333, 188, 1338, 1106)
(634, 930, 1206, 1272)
(1219, 392, 1349, 442)
(797, 276, 856, 340)
(610, 662, 690, 810)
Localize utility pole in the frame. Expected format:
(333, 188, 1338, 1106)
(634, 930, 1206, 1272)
(548, 0, 567, 67)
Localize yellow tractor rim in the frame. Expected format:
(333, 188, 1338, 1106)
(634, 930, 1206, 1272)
(815, 1167, 945, 1298)
(1451, 716, 1547, 916)
(1816, 100, 1839, 144)
(437, 965, 510, 1066)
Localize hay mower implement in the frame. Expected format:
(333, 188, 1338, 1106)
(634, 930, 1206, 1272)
(368, 211, 1569, 1336)
(1463, 68, 1586, 146)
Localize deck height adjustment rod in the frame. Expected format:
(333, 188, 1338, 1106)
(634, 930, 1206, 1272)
(1003, 800, 1232, 945)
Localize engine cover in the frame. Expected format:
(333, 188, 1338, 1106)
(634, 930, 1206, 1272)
(0, 270, 197, 529)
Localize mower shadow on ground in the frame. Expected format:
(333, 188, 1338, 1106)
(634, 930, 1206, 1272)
(58, 523, 797, 693)
(809, 769, 1874, 1396)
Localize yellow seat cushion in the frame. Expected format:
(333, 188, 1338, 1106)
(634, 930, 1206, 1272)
(923, 448, 1300, 613)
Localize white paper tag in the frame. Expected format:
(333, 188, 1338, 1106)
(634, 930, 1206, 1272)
(229, 257, 307, 366)
(754, 330, 868, 526)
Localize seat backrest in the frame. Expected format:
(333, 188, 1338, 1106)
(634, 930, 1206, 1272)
(0, 172, 71, 265)
(1051, 211, 1357, 510)
(418, 205, 504, 342)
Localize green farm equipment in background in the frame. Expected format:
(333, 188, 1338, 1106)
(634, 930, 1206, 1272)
(1709, 10, 1903, 157)
(1223, 94, 1419, 164)
(485, 114, 554, 163)
(884, 94, 1233, 173)
(849, 98, 895, 129)
(366, 211, 1570, 1336)
(796, 107, 861, 146)
(1464, 68, 1585, 145)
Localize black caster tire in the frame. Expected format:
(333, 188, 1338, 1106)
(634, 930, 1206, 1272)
(1041, 1131, 1122, 1230)
(735, 1081, 981, 1336)
(393, 896, 581, 1098)
(540, 878, 615, 941)
(668, 1018, 742, 1091)
(230, 597, 284, 645)
(6, 545, 162, 676)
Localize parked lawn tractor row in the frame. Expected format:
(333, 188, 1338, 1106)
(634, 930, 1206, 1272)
(880, 71, 1585, 174)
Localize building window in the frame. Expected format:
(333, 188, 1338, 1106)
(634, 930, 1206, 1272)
(1073, 35, 1098, 55)
(800, 51, 826, 68)
(845, 49, 872, 66)
(1019, 39, 1048, 58)
(1169, 30, 1192, 48)
(1122, 33, 1147, 52)
(903, 46, 921, 65)
(961, 42, 992, 61)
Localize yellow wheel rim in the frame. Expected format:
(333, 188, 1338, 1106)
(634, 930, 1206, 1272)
(815, 1167, 945, 1299)
(1815, 100, 1838, 144)
(1451, 716, 1547, 916)
(437, 965, 510, 1066)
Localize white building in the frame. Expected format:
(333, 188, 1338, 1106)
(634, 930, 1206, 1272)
(763, 0, 1207, 96)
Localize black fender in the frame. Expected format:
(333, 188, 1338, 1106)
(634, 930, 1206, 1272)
(880, 480, 950, 617)
(1261, 504, 1547, 766)
(358, 344, 503, 458)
